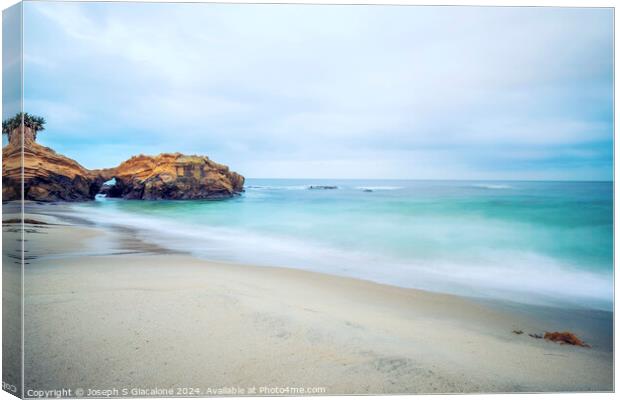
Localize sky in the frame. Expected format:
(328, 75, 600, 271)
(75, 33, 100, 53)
(12, 2, 614, 179)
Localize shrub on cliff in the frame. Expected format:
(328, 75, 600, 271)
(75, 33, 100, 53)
(2, 112, 46, 140)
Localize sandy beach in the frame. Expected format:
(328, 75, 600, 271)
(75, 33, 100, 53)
(2, 1, 615, 396)
(5, 204, 613, 395)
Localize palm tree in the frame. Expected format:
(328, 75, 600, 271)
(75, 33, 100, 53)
(2, 112, 46, 141)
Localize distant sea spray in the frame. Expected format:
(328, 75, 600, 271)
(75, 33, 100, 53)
(470, 183, 513, 190)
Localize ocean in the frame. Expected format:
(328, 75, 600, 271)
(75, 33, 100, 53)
(71, 179, 613, 310)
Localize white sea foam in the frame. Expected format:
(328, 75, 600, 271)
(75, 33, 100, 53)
(67, 203, 612, 311)
(246, 185, 309, 191)
(355, 186, 404, 191)
(471, 184, 513, 190)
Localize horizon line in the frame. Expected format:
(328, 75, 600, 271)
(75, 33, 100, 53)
(245, 177, 614, 182)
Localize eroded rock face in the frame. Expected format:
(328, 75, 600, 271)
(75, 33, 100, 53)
(2, 126, 104, 202)
(97, 153, 245, 200)
(2, 126, 245, 202)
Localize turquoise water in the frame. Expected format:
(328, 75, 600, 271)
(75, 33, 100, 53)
(74, 180, 613, 310)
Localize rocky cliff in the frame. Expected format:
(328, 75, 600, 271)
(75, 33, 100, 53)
(2, 126, 104, 201)
(96, 153, 245, 200)
(2, 126, 244, 202)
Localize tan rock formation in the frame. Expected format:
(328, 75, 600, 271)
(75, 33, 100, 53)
(2, 125, 244, 202)
(97, 153, 245, 200)
(2, 126, 104, 201)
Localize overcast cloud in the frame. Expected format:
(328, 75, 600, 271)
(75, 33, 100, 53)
(20, 2, 613, 179)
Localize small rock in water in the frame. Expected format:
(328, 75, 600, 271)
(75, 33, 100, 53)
(529, 333, 543, 339)
(363, 189, 373, 192)
(544, 331, 590, 347)
(308, 185, 338, 190)
(512, 330, 524, 335)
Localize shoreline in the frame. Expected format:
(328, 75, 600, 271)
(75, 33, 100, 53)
(4, 203, 614, 393)
(14, 200, 614, 313)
